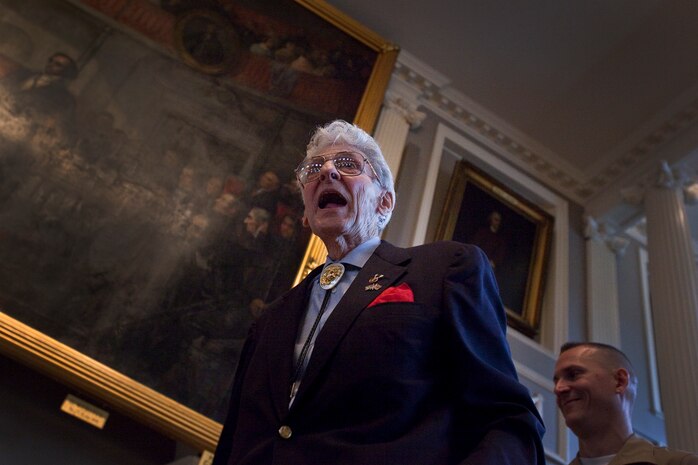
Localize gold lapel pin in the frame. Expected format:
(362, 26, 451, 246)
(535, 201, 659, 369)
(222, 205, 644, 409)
(365, 274, 385, 291)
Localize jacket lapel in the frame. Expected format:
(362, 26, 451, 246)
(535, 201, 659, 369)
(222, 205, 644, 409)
(266, 267, 320, 418)
(292, 241, 411, 407)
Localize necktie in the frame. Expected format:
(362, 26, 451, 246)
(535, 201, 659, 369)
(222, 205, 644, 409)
(289, 263, 346, 401)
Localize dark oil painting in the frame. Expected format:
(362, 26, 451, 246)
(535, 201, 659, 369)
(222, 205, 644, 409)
(0, 0, 381, 424)
(436, 161, 553, 337)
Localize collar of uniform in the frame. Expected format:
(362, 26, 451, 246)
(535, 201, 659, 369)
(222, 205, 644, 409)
(612, 434, 662, 464)
(574, 435, 662, 465)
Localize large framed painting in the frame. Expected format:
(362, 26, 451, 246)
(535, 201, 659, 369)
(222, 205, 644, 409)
(435, 161, 553, 337)
(0, 0, 397, 452)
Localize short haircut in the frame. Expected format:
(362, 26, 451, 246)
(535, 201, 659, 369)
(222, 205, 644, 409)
(304, 120, 395, 230)
(560, 341, 638, 403)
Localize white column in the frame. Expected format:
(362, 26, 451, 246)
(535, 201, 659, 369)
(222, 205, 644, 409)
(642, 161, 698, 450)
(373, 76, 425, 178)
(584, 216, 628, 346)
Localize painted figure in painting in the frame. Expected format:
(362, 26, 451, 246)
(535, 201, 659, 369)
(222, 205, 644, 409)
(1, 52, 78, 144)
(471, 209, 507, 269)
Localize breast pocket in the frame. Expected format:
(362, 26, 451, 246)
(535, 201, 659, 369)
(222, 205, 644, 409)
(340, 302, 437, 379)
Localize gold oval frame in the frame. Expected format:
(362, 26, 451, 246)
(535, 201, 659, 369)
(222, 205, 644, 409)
(174, 9, 241, 76)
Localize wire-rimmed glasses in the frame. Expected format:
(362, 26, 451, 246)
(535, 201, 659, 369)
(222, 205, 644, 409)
(295, 151, 381, 187)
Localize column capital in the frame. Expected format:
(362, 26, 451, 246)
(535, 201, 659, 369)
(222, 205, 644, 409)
(384, 76, 427, 130)
(656, 160, 686, 189)
(384, 96, 426, 130)
(583, 215, 605, 241)
(583, 215, 629, 256)
(621, 160, 698, 205)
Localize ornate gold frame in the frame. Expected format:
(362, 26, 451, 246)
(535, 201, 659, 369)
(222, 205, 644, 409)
(292, 0, 398, 284)
(434, 161, 553, 337)
(0, 0, 397, 453)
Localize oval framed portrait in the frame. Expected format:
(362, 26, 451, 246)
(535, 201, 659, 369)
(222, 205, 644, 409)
(174, 9, 240, 75)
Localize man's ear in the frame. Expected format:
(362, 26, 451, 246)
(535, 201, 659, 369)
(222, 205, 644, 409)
(377, 190, 395, 216)
(614, 368, 630, 393)
(301, 215, 309, 228)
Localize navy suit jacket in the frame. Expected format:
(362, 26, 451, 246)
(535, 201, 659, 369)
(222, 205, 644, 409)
(213, 240, 545, 465)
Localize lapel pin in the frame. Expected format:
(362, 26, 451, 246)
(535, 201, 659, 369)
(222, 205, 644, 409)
(365, 273, 385, 291)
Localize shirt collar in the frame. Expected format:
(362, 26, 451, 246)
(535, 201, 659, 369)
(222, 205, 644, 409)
(324, 237, 380, 270)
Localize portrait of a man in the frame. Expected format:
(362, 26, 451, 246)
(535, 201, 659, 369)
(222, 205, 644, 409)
(435, 160, 553, 336)
(471, 210, 507, 269)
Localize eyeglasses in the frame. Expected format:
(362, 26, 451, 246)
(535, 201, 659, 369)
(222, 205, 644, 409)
(295, 151, 382, 187)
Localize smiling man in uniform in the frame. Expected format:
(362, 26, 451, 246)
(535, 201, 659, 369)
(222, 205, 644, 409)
(554, 342, 698, 465)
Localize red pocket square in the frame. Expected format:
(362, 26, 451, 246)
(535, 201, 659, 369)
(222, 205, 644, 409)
(367, 282, 414, 308)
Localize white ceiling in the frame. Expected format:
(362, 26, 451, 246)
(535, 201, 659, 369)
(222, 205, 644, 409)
(327, 0, 698, 237)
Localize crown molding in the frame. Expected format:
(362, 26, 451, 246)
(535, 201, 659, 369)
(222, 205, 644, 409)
(395, 49, 451, 90)
(394, 49, 698, 208)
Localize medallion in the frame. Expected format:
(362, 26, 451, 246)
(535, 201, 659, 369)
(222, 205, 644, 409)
(320, 263, 345, 290)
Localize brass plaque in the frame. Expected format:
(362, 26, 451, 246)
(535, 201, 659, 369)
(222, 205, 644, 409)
(60, 394, 109, 429)
(198, 451, 214, 465)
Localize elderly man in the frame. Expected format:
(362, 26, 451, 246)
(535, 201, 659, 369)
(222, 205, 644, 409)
(213, 120, 545, 465)
(554, 342, 698, 465)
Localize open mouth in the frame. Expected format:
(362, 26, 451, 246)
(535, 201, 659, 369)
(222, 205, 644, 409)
(318, 191, 347, 209)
